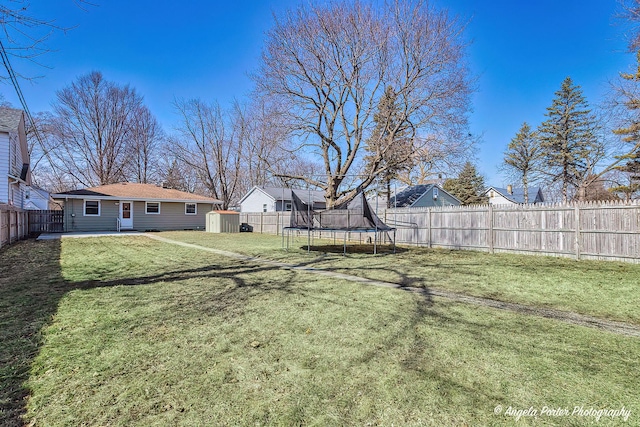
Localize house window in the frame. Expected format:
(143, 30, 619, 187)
(84, 200, 100, 216)
(185, 203, 197, 215)
(285, 202, 292, 211)
(263, 204, 268, 213)
(146, 202, 161, 214)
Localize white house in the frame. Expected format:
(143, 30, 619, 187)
(24, 186, 55, 210)
(239, 186, 326, 212)
(484, 185, 545, 205)
(0, 108, 31, 208)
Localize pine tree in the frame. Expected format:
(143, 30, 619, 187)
(503, 122, 543, 204)
(443, 162, 487, 205)
(612, 51, 640, 200)
(364, 86, 413, 207)
(538, 77, 601, 203)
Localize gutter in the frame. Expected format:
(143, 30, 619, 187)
(8, 174, 26, 185)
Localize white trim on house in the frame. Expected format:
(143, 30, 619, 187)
(185, 202, 197, 215)
(145, 201, 161, 214)
(84, 200, 101, 216)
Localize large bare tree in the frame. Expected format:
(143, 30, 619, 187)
(126, 105, 164, 184)
(254, 0, 473, 207)
(169, 98, 244, 209)
(48, 71, 146, 187)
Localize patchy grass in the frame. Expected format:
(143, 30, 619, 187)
(0, 236, 634, 426)
(159, 231, 640, 325)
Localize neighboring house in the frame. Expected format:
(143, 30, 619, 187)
(24, 186, 56, 210)
(239, 186, 326, 212)
(389, 184, 461, 208)
(0, 108, 31, 208)
(52, 182, 223, 232)
(484, 185, 545, 205)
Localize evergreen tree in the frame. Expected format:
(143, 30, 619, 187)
(538, 77, 601, 203)
(612, 51, 640, 200)
(443, 162, 487, 205)
(502, 122, 543, 203)
(364, 86, 413, 207)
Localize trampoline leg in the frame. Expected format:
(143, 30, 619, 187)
(343, 232, 346, 256)
(393, 229, 397, 254)
(374, 232, 377, 255)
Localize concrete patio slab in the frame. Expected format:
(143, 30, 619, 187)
(37, 231, 143, 240)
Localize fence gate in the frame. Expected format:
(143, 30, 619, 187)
(28, 210, 64, 234)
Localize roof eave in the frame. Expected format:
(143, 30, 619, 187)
(52, 194, 222, 204)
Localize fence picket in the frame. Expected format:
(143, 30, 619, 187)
(239, 200, 640, 263)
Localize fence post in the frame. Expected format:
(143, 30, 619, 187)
(260, 212, 264, 234)
(574, 205, 581, 260)
(427, 208, 432, 248)
(9, 209, 13, 244)
(488, 204, 494, 254)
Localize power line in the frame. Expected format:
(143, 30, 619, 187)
(0, 38, 63, 184)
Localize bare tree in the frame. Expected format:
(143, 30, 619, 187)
(26, 111, 77, 191)
(49, 71, 145, 187)
(156, 156, 205, 194)
(501, 122, 544, 203)
(397, 128, 476, 185)
(619, 0, 640, 51)
(0, 1, 95, 76)
(237, 99, 291, 190)
(169, 98, 244, 209)
(127, 105, 163, 184)
(254, 0, 473, 207)
(608, 168, 640, 200)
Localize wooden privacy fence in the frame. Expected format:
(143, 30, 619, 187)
(0, 205, 28, 249)
(240, 200, 640, 263)
(28, 209, 64, 234)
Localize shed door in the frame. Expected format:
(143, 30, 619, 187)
(120, 201, 133, 229)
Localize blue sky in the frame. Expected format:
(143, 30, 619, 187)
(0, 0, 635, 186)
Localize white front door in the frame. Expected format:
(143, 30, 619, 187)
(120, 201, 133, 229)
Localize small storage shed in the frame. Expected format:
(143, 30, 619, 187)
(206, 210, 240, 233)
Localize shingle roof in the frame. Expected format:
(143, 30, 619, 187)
(389, 184, 435, 207)
(0, 108, 24, 133)
(53, 182, 223, 203)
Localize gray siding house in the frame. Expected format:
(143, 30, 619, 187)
(390, 184, 461, 208)
(53, 183, 222, 232)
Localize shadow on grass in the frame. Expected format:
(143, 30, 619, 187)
(6, 236, 544, 426)
(1, 239, 65, 427)
(0, 238, 300, 427)
(301, 244, 406, 255)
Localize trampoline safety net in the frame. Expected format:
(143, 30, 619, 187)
(290, 190, 394, 231)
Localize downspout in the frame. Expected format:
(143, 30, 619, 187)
(8, 176, 23, 208)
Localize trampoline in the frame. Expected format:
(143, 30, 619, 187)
(283, 189, 396, 255)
